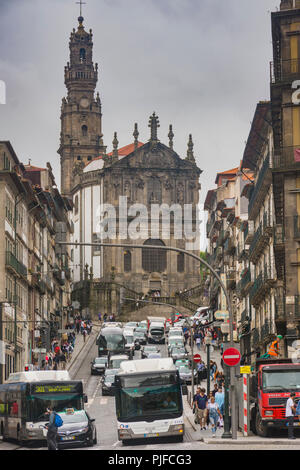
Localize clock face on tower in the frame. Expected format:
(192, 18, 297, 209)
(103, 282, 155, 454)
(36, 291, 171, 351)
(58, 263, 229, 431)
(80, 97, 90, 108)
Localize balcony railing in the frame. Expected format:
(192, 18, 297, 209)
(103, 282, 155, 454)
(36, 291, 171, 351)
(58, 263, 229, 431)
(244, 220, 254, 245)
(248, 155, 271, 216)
(249, 266, 276, 307)
(237, 267, 253, 298)
(5, 251, 27, 278)
(272, 146, 300, 170)
(252, 328, 260, 347)
(249, 220, 272, 263)
(270, 59, 300, 84)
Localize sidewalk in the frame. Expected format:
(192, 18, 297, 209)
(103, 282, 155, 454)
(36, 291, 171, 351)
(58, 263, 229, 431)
(67, 323, 101, 371)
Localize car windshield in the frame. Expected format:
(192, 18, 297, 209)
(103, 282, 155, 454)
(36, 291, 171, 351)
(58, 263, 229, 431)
(135, 332, 144, 337)
(179, 366, 190, 374)
(172, 348, 184, 354)
(144, 346, 157, 351)
(95, 358, 107, 364)
(262, 370, 300, 391)
(125, 336, 134, 343)
(169, 331, 182, 336)
(58, 410, 88, 424)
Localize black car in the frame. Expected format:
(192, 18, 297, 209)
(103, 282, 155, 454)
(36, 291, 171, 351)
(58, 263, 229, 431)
(133, 331, 147, 347)
(91, 357, 108, 375)
(56, 410, 97, 448)
(101, 369, 118, 396)
(141, 345, 160, 359)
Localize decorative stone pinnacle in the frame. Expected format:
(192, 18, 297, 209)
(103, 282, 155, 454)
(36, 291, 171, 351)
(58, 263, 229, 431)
(186, 134, 195, 162)
(168, 124, 174, 150)
(133, 123, 139, 150)
(112, 132, 119, 161)
(148, 112, 160, 143)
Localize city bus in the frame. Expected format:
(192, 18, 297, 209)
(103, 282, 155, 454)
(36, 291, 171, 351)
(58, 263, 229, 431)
(96, 326, 126, 357)
(0, 371, 87, 443)
(114, 358, 185, 444)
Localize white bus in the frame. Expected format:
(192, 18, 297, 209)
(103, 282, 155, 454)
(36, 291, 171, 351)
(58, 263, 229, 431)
(114, 358, 185, 444)
(0, 371, 87, 443)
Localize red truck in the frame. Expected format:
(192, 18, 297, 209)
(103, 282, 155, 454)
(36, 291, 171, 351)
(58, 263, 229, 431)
(249, 358, 300, 436)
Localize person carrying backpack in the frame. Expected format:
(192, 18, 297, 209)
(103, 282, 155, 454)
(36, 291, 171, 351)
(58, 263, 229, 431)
(46, 406, 63, 450)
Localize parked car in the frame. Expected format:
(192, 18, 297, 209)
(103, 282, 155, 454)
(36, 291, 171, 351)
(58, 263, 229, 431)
(56, 409, 97, 448)
(101, 369, 119, 396)
(141, 345, 160, 359)
(167, 337, 185, 353)
(90, 357, 108, 375)
(133, 331, 147, 347)
(177, 365, 197, 385)
(170, 347, 188, 361)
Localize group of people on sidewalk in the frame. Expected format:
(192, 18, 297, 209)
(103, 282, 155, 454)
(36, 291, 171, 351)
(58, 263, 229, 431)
(193, 385, 225, 437)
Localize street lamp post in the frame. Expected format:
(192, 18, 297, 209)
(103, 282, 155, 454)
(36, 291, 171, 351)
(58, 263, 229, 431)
(206, 335, 212, 396)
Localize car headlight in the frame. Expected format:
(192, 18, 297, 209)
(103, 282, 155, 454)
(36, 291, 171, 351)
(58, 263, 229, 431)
(80, 427, 89, 433)
(264, 411, 273, 416)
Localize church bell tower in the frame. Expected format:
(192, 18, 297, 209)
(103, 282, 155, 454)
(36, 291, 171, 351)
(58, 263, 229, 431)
(58, 14, 106, 196)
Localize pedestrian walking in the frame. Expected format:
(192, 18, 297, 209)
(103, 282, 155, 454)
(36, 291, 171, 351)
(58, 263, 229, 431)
(286, 392, 297, 439)
(195, 388, 208, 430)
(207, 396, 222, 437)
(83, 328, 87, 343)
(215, 387, 225, 427)
(45, 406, 62, 450)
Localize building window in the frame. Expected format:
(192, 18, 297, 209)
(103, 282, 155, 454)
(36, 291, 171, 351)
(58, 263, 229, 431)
(147, 177, 162, 204)
(82, 125, 88, 137)
(79, 48, 86, 62)
(142, 239, 166, 273)
(74, 195, 79, 215)
(124, 251, 132, 272)
(92, 233, 100, 256)
(177, 253, 184, 273)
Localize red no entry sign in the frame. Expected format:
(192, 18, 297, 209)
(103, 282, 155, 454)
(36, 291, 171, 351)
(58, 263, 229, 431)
(193, 354, 202, 363)
(222, 347, 241, 366)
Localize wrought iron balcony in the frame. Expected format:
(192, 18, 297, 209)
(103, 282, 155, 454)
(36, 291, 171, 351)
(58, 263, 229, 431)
(270, 59, 300, 84)
(272, 146, 300, 171)
(237, 267, 253, 298)
(248, 155, 271, 217)
(244, 220, 254, 245)
(5, 251, 27, 278)
(249, 266, 276, 307)
(249, 219, 272, 264)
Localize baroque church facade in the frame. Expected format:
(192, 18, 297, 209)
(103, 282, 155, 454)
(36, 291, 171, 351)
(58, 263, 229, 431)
(60, 16, 203, 316)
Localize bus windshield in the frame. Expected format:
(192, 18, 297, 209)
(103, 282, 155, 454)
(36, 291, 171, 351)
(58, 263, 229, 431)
(116, 373, 182, 422)
(28, 382, 84, 422)
(29, 394, 82, 422)
(99, 333, 125, 351)
(262, 370, 300, 391)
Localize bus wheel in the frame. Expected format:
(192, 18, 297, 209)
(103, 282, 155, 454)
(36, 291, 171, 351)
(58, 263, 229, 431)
(255, 413, 269, 437)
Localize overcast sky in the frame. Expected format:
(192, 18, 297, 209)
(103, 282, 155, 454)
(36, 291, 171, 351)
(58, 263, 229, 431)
(0, 0, 279, 216)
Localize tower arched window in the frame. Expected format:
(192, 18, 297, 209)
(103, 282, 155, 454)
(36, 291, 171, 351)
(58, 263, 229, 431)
(124, 251, 132, 272)
(79, 48, 86, 62)
(82, 125, 88, 137)
(142, 239, 166, 273)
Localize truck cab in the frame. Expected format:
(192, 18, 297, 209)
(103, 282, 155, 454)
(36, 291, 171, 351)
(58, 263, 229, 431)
(250, 358, 300, 436)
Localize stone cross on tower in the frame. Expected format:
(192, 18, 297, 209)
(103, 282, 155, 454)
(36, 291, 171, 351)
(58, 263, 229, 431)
(76, 0, 86, 17)
(148, 112, 160, 143)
